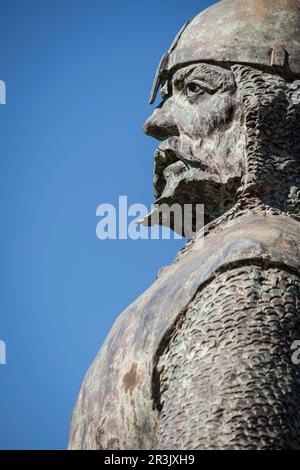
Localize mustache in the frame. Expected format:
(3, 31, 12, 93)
(161, 148, 203, 169)
(155, 137, 209, 174)
(153, 137, 210, 200)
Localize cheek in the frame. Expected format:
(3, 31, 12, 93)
(201, 94, 235, 136)
(176, 94, 234, 138)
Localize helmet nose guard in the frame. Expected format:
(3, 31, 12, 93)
(149, 18, 193, 104)
(149, 0, 300, 104)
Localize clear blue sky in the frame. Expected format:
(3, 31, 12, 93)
(0, 0, 216, 449)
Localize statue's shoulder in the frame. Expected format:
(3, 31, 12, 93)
(157, 212, 300, 291)
(187, 212, 300, 274)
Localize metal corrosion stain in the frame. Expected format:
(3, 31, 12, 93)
(123, 363, 140, 394)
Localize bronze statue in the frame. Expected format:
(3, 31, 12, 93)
(69, 0, 300, 449)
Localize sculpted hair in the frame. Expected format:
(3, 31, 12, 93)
(231, 64, 300, 221)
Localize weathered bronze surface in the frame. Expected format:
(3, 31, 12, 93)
(69, 0, 300, 449)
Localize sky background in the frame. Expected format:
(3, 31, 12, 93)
(0, 0, 216, 449)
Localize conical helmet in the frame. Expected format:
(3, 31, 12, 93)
(149, 0, 300, 103)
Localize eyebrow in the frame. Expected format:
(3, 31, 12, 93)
(172, 65, 216, 90)
(172, 66, 198, 86)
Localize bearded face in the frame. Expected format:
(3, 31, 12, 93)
(143, 63, 246, 228)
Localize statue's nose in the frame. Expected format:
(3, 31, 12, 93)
(143, 108, 179, 141)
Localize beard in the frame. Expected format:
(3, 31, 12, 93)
(139, 132, 243, 238)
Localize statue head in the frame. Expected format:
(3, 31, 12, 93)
(143, 0, 300, 234)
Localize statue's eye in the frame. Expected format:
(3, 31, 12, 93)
(185, 82, 204, 98)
